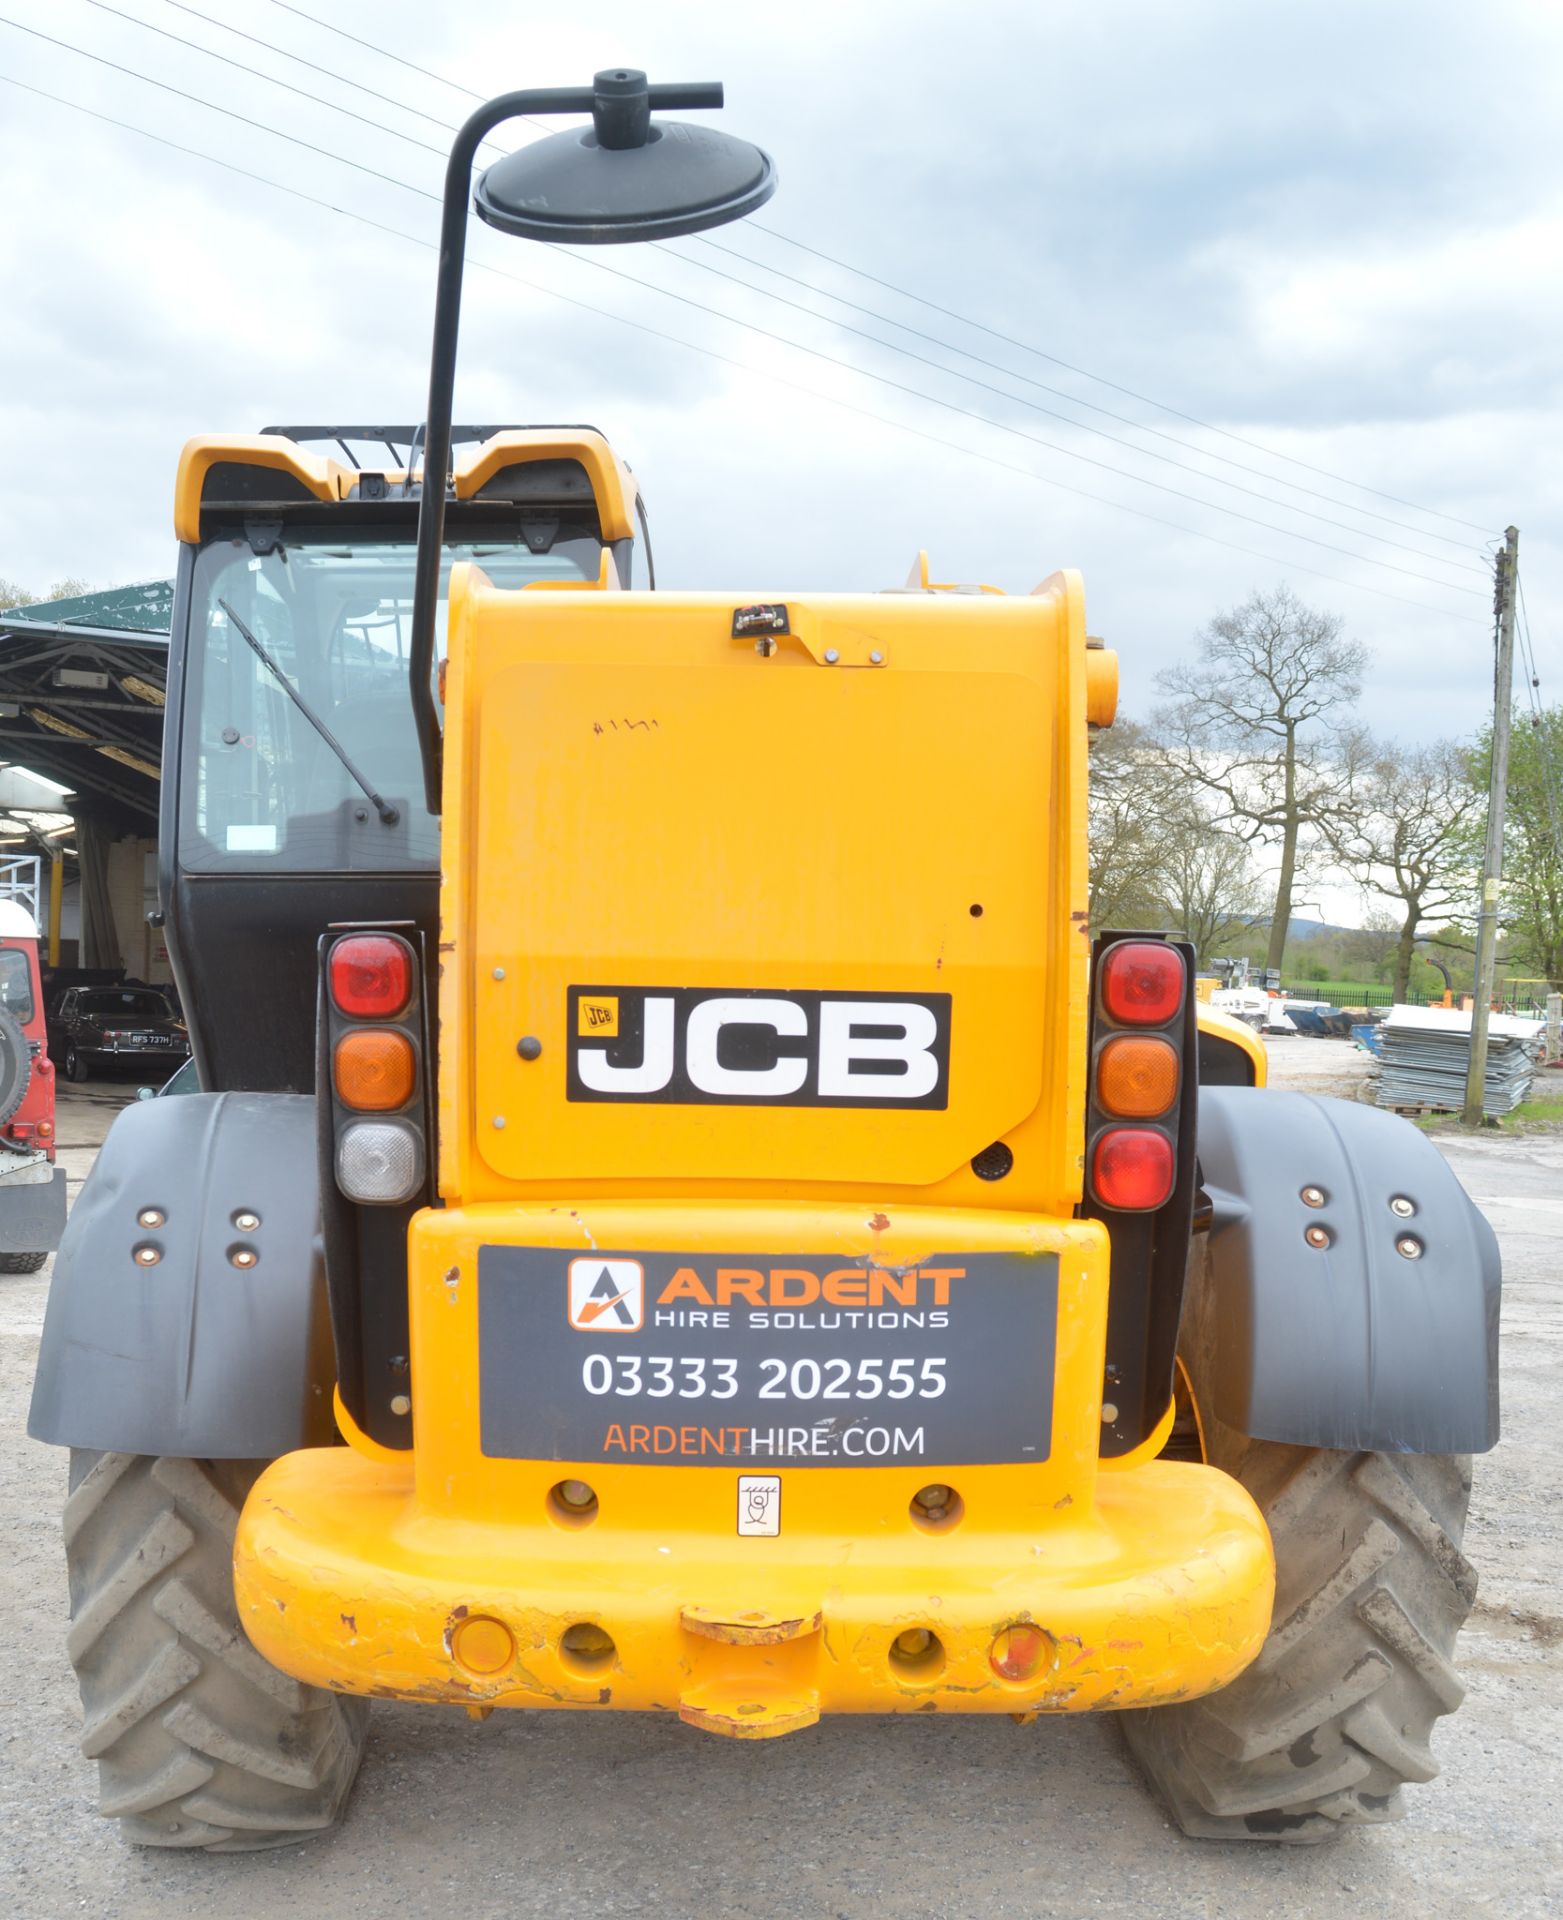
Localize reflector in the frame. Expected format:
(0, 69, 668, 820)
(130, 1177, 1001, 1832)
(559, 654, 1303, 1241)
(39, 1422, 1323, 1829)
(1100, 941, 1184, 1026)
(1092, 1127, 1175, 1211)
(1096, 1034, 1180, 1118)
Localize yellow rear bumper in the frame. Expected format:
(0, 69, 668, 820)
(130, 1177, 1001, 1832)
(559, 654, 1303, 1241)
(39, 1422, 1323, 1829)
(234, 1449, 1273, 1735)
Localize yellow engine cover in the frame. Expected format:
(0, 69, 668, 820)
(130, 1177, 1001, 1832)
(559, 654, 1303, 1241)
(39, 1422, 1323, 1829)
(233, 558, 1277, 1733)
(438, 570, 1093, 1217)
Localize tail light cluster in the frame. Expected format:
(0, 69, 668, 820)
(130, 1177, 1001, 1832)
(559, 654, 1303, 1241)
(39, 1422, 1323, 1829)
(324, 931, 428, 1206)
(1087, 939, 1191, 1212)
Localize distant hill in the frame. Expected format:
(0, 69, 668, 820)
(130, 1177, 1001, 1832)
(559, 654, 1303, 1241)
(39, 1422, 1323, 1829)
(1287, 918, 1359, 941)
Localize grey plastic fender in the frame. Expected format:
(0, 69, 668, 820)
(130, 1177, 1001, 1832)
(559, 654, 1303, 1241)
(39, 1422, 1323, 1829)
(1195, 1087, 1500, 1454)
(28, 1092, 336, 1457)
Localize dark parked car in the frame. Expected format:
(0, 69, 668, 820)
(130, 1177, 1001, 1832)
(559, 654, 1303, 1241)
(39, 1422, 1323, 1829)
(47, 985, 190, 1083)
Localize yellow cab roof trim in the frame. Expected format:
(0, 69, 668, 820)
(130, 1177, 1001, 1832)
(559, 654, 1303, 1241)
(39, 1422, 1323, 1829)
(451, 428, 638, 541)
(175, 429, 638, 545)
(174, 435, 353, 541)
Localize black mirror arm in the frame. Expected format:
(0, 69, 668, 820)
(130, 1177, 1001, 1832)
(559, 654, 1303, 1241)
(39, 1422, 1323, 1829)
(408, 77, 726, 816)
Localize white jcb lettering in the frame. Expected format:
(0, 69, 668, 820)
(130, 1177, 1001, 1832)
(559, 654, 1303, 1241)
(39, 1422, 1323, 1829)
(684, 997, 808, 1097)
(576, 994, 675, 1093)
(816, 1001, 940, 1099)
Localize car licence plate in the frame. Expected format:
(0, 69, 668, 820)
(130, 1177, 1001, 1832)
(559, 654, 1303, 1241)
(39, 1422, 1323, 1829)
(477, 1248, 1057, 1467)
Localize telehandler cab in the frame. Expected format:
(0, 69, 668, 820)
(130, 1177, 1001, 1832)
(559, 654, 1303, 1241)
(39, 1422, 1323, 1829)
(30, 71, 1498, 1850)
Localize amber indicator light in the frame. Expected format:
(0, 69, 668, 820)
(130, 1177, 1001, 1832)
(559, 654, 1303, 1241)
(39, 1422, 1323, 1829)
(334, 1029, 417, 1111)
(1096, 1034, 1180, 1119)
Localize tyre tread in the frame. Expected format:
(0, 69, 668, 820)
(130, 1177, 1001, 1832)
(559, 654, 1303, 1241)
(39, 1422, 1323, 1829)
(63, 1449, 366, 1851)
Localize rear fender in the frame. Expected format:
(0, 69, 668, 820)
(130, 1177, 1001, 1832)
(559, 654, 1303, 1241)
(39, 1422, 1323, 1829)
(28, 1092, 335, 1456)
(1195, 1087, 1499, 1454)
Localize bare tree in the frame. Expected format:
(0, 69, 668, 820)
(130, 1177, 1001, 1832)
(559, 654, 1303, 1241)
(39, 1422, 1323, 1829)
(1155, 586, 1367, 974)
(1156, 817, 1264, 965)
(1087, 717, 1182, 930)
(1327, 737, 1483, 1001)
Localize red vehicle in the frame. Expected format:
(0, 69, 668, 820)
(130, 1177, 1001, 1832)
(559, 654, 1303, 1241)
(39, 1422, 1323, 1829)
(0, 900, 65, 1274)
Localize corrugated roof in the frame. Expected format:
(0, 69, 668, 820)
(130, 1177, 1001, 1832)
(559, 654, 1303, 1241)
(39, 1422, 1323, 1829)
(0, 580, 170, 830)
(0, 579, 173, 642)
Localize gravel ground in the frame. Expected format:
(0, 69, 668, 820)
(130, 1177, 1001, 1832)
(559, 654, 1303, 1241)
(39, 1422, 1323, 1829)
(2, 1048, 1558, 1920)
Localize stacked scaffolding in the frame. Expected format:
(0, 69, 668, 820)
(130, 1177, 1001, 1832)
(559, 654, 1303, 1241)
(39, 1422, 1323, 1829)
(1374, 1005, 1543, 1116)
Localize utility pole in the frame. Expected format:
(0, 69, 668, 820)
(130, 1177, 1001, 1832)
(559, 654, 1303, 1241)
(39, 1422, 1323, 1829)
(1463, 526, 1519, 1126)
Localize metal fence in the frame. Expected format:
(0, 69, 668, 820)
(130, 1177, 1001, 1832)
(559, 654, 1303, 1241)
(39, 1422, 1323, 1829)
(1279, 979, 1398, 1008)
(1281, 978, 1560, 1017)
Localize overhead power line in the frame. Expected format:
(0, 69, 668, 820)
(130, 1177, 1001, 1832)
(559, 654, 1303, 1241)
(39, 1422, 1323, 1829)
(1515, 573, 1563, 864)
(101, 0, 1482, 582)
(744, 224, 1495, 539)
(684, 232, 1485, 564)
(83, 0, 448, 158)
(163, 0, 1486, 571)
(0, 69, 1474, 622)
(5, 7, 1485, 600)
(264, 0, 1495, 544)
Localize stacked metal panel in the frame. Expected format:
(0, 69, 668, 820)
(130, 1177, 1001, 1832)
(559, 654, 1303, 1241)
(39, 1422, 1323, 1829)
(1374, 1006, 1543, 1115)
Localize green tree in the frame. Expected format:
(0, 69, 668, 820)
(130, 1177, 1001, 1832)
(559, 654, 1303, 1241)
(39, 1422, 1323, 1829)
(1487, 704, 1563, 989)
(1326, 738, 1483, 1001)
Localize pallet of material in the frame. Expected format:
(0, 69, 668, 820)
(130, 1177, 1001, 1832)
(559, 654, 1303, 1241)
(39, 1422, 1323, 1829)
(1374, 1005, 1543, 1117)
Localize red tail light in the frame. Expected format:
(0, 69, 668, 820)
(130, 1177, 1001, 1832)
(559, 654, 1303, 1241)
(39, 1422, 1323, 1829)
(1100, 941, 1184, 1025)
(1092, 1127, 1175, 1211)
(329, 935, 413, 1019)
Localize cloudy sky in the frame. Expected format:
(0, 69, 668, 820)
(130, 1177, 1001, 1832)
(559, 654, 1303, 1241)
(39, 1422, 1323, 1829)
(1, 0, 1558, 756)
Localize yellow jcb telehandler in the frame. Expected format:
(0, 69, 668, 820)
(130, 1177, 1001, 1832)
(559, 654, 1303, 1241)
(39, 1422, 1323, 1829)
(31, 69, 1497, 1849)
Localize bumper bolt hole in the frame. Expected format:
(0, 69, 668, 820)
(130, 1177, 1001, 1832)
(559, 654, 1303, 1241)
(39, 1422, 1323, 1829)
(548, 1480, 599, 1527)
(910, 1484, 963, 1532)
(888, 1626, 945, 1680)
(559, 1621, 616, 1675)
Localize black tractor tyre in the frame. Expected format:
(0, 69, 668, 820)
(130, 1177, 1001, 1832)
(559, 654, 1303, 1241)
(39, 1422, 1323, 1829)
(65, 1044, 90, 1083)
(63, 1450, 368, 1850)
(1121, 1240, 1478, 1844)
(0, 1248, 48, 1273)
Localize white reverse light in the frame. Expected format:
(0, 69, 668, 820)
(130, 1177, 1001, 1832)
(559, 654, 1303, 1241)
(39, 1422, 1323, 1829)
(336, 1120, 423, 1205)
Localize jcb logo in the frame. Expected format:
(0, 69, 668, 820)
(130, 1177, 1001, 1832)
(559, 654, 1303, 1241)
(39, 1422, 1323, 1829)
(566, 987, 951, 1109)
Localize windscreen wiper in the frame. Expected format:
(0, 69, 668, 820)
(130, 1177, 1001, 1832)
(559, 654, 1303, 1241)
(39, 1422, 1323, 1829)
(217, 598, 399, 826)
